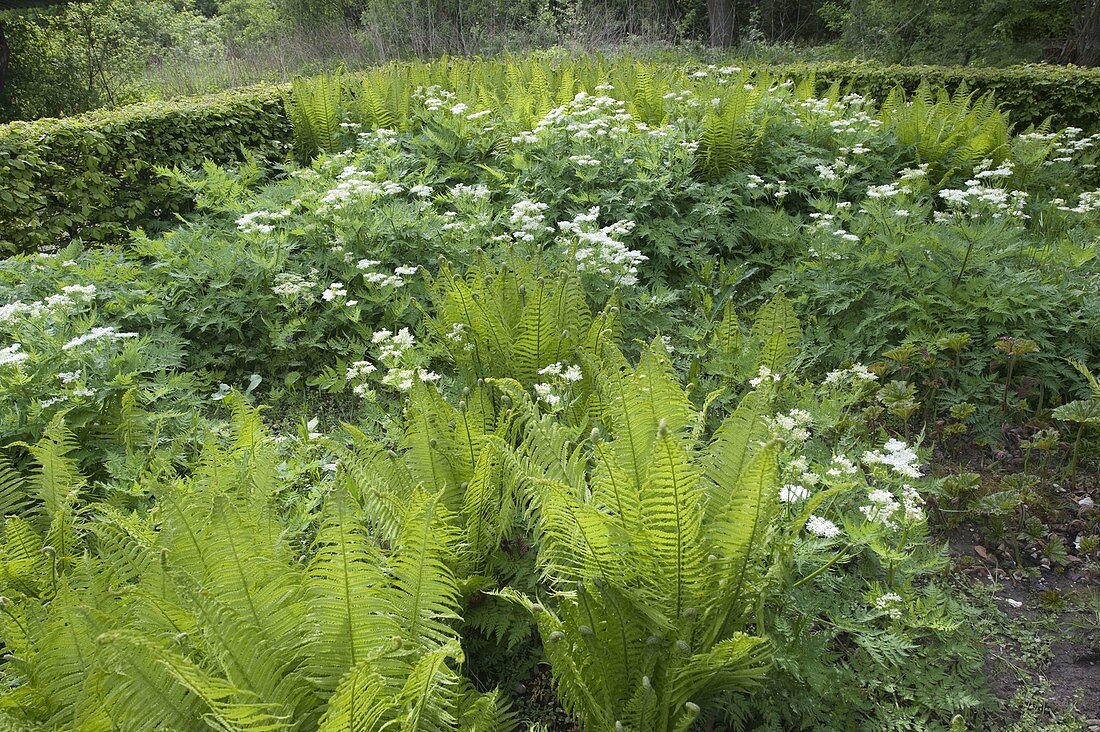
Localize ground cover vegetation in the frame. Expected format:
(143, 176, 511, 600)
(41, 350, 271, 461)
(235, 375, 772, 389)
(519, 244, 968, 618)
(0, 56, 1097, 729)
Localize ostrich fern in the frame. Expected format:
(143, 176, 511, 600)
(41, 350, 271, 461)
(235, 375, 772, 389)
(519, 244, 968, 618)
(0, 397, 513, 731)
(501, 339, 781, 731)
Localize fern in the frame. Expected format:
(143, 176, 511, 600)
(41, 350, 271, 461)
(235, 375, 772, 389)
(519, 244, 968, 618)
(285, 72, 346, 162)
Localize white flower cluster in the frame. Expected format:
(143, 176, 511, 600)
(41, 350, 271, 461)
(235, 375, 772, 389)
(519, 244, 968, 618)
(568, 154, 601, 168)
(345, 360, 377, 397)
(444, 322, 474, 352)
(272, 272, 316, 301)
(57, 370, 82, 384)
(816, 158, 851, 183)
(813, 97, 882, 135)
(418, 87, 457, 113)
(373, 327, 415, 360)
(383, 367, 441, 392)
(0, 300, 45, 324)
(512, 91, 637, 145)
(358, 260, 417, 289)
(768, 408, 813, 443)
(321, 282, 348, 302)
(558, 207, 646, 286)
(236, 209, 291, 234)
(450, 183, 490, 200)
(873, 592, 904, 620)
(866, 182, 910, 199)
(320, 169, 403, 208)
(826, 454, 859, 478)
(1021, 126, 1100, 163)
(62, 327, 138, 352)
(509, 199, 552, 241)
(0, 342, 29, 367)
(859, 484, 924, 529)
(861, 438, 923, 479)
(1, 284, 100, 326)
(1056, 189, 1100, 214)
(823, 363, 878, 387)
(787, 456, 822, 490)
(62, 284, 97, 303)
(533, 361, 583, 409)
(972, 158, 1014, 180)
(806, 514, 842, 538)
(937, 180, 1029, 220)
(780, 484, 810, 503)
(749, 365, 782, 388)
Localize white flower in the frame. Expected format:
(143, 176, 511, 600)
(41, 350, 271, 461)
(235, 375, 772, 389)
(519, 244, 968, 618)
(780, 484, 810, 503)
(62, 327, 137, 351)
(272, 273, 316, 300)
(62, 284, 96, 302)
(410, 184, 433, 198)
(382, 367, 416, 392)
(57, 370, 82, 384)
(322, 282, 347, 302)
(0, 301, 45, 324)
(806, 515, 841, 538)
(538, 363, 564, 377)
(824, 363, 878, 386)
(862, 439, 923, 479)
(562, 365, 583, 382)
(860, 488, 901, 528)
(346, 360, 377, 381)
(749, 365, 782, 388)
(533, 382, 561, 407)
(558, 207, 645, 286)
(874, 592, 904, 619)
(450, 183, 490, 199)
(0, 343, 29, 367)
(826, 454, 859, 477)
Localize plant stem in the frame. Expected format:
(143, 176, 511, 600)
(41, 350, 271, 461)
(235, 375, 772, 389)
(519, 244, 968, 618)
(953, 232, 975, 289)
(1001, 356, 1015, 414)
(792, 543, 853, 590)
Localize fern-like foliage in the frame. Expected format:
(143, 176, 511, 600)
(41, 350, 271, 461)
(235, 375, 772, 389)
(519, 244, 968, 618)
(0, 399, 513, 731)
(502, 337, 783, 730)
(285, 72, 346, 162)
(880, 82, 1011, 180)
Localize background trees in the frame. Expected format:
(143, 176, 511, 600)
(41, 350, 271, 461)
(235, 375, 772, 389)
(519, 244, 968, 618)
(0, 0, 1095, 121)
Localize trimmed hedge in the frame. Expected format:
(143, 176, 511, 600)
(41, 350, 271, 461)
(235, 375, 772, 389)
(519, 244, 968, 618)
(2, 59, 1100, 255)
(774, 61, 1100, 132)
(0, 84, 291, 254)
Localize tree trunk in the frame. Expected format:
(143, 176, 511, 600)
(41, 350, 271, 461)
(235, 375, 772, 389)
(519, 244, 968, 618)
(1062, 0, 1100, 66)
(708, 0, 736, 46)
(0, 20, 9, 97)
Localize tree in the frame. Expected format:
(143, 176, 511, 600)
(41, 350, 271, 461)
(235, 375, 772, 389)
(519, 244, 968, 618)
(1062, 0, 1100, 65)
(708, 0, 736, 45)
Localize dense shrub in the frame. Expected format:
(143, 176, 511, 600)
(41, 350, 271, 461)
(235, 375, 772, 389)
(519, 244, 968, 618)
(775, 60, 1100, 132)
(0, 84, 289, 254)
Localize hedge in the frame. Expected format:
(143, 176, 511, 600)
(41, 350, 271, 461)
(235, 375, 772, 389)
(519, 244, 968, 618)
(2, 59, 1100, 255)
(0, 84, 291, 254)
(773, 61, 1100, 132)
